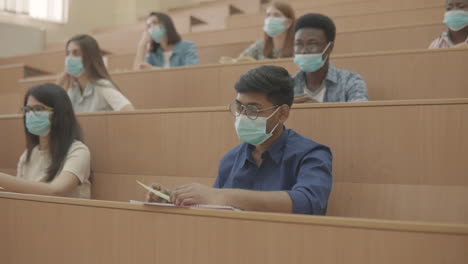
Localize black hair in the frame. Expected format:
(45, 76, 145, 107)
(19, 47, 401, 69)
(295, 13, 336, 42)
(235, 65, 294, 107)
(23, 83, 83, 182)
(148, 12, 182, 53)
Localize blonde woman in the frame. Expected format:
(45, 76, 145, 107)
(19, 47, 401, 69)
(240, 1, 296, 60)
(57, 34, 135, 112)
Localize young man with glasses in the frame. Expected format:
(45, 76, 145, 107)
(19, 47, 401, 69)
(147, 65, 332, 215)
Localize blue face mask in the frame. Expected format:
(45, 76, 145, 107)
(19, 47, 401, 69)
(235, 107, 280, 145)
(294, 42, 332, 73)
(65, 56, 84, 77)
(444, 10, 468, 31)
(263, 17, 287, 37)
(148, 25, 167, 43)
(26, 111, 51, 136)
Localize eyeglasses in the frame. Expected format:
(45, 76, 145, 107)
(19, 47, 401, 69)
(228, 101, 278, 120)
(21, 105, 54, 114)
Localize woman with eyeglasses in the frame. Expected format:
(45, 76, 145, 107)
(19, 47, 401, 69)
(57, 34, 135, 112)
(0, 83, 91, 199)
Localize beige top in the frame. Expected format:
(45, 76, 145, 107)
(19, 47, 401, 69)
(68, 79, 131, 113)
(16, 141, 91, 199)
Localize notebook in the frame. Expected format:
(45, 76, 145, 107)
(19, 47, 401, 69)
(130, 200, 241, 211)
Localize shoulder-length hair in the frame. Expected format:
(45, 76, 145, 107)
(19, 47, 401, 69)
(66, 34, 120, 90)
(148, 12, 182, 53)
(264, 1, 296, 58)
(23, 83, 83, 182)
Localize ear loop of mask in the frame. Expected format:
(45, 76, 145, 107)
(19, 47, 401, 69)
(266, 106, 282, 134)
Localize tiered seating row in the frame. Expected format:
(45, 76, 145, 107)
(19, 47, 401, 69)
(227, 0, 444, 28)
(14, 49, 468, 113)
(1, 99, 467, 223)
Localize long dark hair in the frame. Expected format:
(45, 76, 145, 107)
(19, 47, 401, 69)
(23, 83, 83, 182)
(66, 34, 121, 91)
(148, 12, 182, 53)
(264, 1, 295, 58)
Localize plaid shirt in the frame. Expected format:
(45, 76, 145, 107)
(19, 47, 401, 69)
(429, 31, 468, 49)
(293, 64, 369, 103)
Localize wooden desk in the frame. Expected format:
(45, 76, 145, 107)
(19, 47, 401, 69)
(1, 99, 467, 223)
(0, 192, 467, 264)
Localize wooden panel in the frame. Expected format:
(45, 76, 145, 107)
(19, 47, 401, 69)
(0, 50, 63, 74)
(0, 64, 27, 94)
(197, 41, 251, 64)
(228, 0, 444, 28)
(0, 65, 28, 115)
(107, 53, 135, 72)
(0, 116, 26, 171)
(334, 24, 446, 54)
(288, 0, 373, 9)
(329, 182, 468, 223)
(0, 117, 24, 169)
(17, 49, 468, 110)
(0, 193, 467, 264)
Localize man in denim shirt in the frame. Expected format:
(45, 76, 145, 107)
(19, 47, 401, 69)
(293, 14, 368, 103)
(147, 65, 332, 215)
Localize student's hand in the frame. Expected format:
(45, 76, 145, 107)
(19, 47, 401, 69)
(137, 62, 153, 70)
(139, 30, 152, 47)
(56, 72, 75, 91)
(294, 95, 318, 104)
(454, 42, 468, 49)
(171, 183, 224, 206)
(145, 183, 172, 203)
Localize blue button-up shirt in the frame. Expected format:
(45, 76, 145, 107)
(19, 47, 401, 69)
(145, 41, 199, 67)
(293, 64, 369, 102)
(214, 128, 333, 215)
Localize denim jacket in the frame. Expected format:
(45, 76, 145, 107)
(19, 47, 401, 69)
(146, 41, 199, 67)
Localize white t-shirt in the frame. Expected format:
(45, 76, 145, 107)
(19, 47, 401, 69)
(163, 51, 173, 68)
(16, 141, 91, 199)
(67, 79, 131, 112)
(303, 82, 327, 103)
